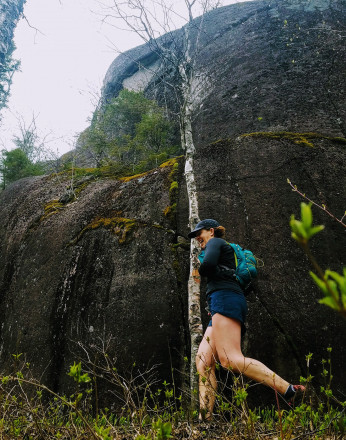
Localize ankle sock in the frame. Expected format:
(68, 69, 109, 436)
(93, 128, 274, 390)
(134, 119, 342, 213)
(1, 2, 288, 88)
(284, 384, 296, 399)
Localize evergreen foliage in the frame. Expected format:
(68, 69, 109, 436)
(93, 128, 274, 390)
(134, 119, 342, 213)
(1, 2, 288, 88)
(0, 41, 20, 115)
(0, 117, 47, 188)
(0, 90, 178, 188)
(79, 89, 179, 169)
(0, 148, 44, 188)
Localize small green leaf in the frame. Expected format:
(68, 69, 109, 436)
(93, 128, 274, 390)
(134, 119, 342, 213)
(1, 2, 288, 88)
(326, 269, 346, 294)
(301, 202, 313, 230)
(291, 219, 308, 240)
(308, 225, 325, 238)
(319, 296, 339, 311)
(291, 232, 299, 241)
(310, 272, 328, 295)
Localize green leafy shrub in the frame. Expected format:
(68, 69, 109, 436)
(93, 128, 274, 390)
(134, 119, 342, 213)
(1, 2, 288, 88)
(0, 41, 20, 112)
(0, 148, 44, 187)
(79, 89, 179, 169)
(290, 202, 346, 317)
(0, 348, 345, 439)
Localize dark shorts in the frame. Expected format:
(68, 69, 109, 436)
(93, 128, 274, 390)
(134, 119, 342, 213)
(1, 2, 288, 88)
(207, 289, 248, 334)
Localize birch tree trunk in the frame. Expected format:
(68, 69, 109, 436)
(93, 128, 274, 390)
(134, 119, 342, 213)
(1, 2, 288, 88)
(183, 127, 203, 403)
(98, 0, 217, 405)
(179, 24, 203, 404)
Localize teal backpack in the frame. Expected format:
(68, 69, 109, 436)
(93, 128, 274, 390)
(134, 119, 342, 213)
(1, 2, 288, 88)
(198, 243, 258, 290)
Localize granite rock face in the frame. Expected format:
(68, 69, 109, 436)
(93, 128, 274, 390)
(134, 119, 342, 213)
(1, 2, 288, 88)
(0, 161, 190, 400)
(0, 0, 345, 404)
(103, 0, 346, 143)
(195, 135, 345, 404)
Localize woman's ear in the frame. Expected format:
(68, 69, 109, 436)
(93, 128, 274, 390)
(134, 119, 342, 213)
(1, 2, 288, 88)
(210, 228, 215, 237)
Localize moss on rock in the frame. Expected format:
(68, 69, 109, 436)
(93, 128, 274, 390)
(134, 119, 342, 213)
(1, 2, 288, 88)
(40, 200, 65, 222)
(159, 156, 184, 168)
(163, 157, 182, 222)
(70, 216, 139, 246)
(240, 131, 346, 148)
(118, 171, 151, 183)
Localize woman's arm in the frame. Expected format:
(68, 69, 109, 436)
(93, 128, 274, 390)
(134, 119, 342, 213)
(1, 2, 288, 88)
(199, 238, 222, 277)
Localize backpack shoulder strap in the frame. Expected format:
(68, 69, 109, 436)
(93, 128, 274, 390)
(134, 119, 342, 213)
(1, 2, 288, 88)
(228, 243, 242, 267)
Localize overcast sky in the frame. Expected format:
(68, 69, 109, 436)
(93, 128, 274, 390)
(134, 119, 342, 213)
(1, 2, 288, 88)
(0, 0, 248, 156)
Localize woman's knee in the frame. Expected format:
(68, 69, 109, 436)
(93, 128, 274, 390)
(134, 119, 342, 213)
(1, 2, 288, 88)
(218, 353, 245, 373)
(196, 351, 215, 374)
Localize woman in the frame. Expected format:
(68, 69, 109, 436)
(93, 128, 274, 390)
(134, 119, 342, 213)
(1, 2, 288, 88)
(188, 219, 305, 420)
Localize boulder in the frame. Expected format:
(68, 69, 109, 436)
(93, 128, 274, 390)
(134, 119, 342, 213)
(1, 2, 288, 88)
(0, 0, 345, 405)
(0, 161, 190, 401)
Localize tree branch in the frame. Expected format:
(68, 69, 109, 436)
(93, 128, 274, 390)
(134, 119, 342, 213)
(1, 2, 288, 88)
(288, 179, 346, 228)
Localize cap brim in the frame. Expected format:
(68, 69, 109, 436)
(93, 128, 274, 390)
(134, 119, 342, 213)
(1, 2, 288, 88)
(188, 228, 202, 239)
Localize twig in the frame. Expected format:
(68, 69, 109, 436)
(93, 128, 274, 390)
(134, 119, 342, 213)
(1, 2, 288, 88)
(273, 378, 284, 440)
(288, 179, 346, 228)
(22, 14, 46, 39)
(0, 375, 102, 440)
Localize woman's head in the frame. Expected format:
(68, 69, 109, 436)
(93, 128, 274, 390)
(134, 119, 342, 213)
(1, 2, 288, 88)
(188, 219, 226, 248)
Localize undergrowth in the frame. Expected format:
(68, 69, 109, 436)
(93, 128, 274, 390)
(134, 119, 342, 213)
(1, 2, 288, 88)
(0, 347, 345, 439)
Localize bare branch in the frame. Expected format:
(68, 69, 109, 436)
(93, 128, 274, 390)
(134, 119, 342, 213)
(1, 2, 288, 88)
(21, 14, 45, 45)
(288, 179, 346, 228)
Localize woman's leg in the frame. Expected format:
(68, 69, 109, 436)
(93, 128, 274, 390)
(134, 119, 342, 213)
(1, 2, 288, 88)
(212, 313, 290, 394)
(196, 326, 218, 420)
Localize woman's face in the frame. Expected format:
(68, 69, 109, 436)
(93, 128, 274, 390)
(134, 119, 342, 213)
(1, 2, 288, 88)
(195, 228, 214, 249)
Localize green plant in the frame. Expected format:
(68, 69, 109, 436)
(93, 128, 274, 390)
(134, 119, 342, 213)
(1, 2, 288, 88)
(79, 89, 178, 170)
(0, 41, 20, 112)
(152, 418, 173, 439)
(68, 361, 92, 384)
(0, 148, 44, 188)
(290, 202, 346, 317)
(0, 346, 345, 439)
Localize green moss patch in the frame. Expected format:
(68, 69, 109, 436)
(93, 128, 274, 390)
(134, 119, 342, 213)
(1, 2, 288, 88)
(162, 157, 183, 222)
(41, 156, 184, 227)
(40, 200, 65, 222)
(159, 155, 184, 168)
(68, 216, 175, 247)
(70, 216, 139, 246)
(169, 181, 179, 198)
(171, 242, 190, 251)
(118, 171, 151, 183)
(240, 132, 346, 148)
(163, 203, 177, 218)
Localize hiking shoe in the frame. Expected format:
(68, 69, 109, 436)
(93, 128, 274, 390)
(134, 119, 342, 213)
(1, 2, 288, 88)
(284, 384, 306, 406)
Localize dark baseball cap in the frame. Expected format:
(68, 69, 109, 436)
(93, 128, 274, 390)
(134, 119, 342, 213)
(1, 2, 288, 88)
(188, 219, 220, 239)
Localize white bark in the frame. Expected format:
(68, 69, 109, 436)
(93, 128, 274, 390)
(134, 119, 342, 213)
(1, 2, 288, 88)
(179, 24, 203, 404)
(99, 0, 215, 402)
(185, 153, 203, 401)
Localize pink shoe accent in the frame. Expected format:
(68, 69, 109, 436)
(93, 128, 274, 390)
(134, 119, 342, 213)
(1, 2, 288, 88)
(293, 385, 306, 392)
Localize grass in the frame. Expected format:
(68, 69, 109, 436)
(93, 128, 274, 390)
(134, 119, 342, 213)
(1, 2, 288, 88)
(0, 348, 345, 439)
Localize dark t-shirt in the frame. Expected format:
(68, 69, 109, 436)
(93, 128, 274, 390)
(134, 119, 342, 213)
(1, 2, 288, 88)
(198, 238, 243, 295)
